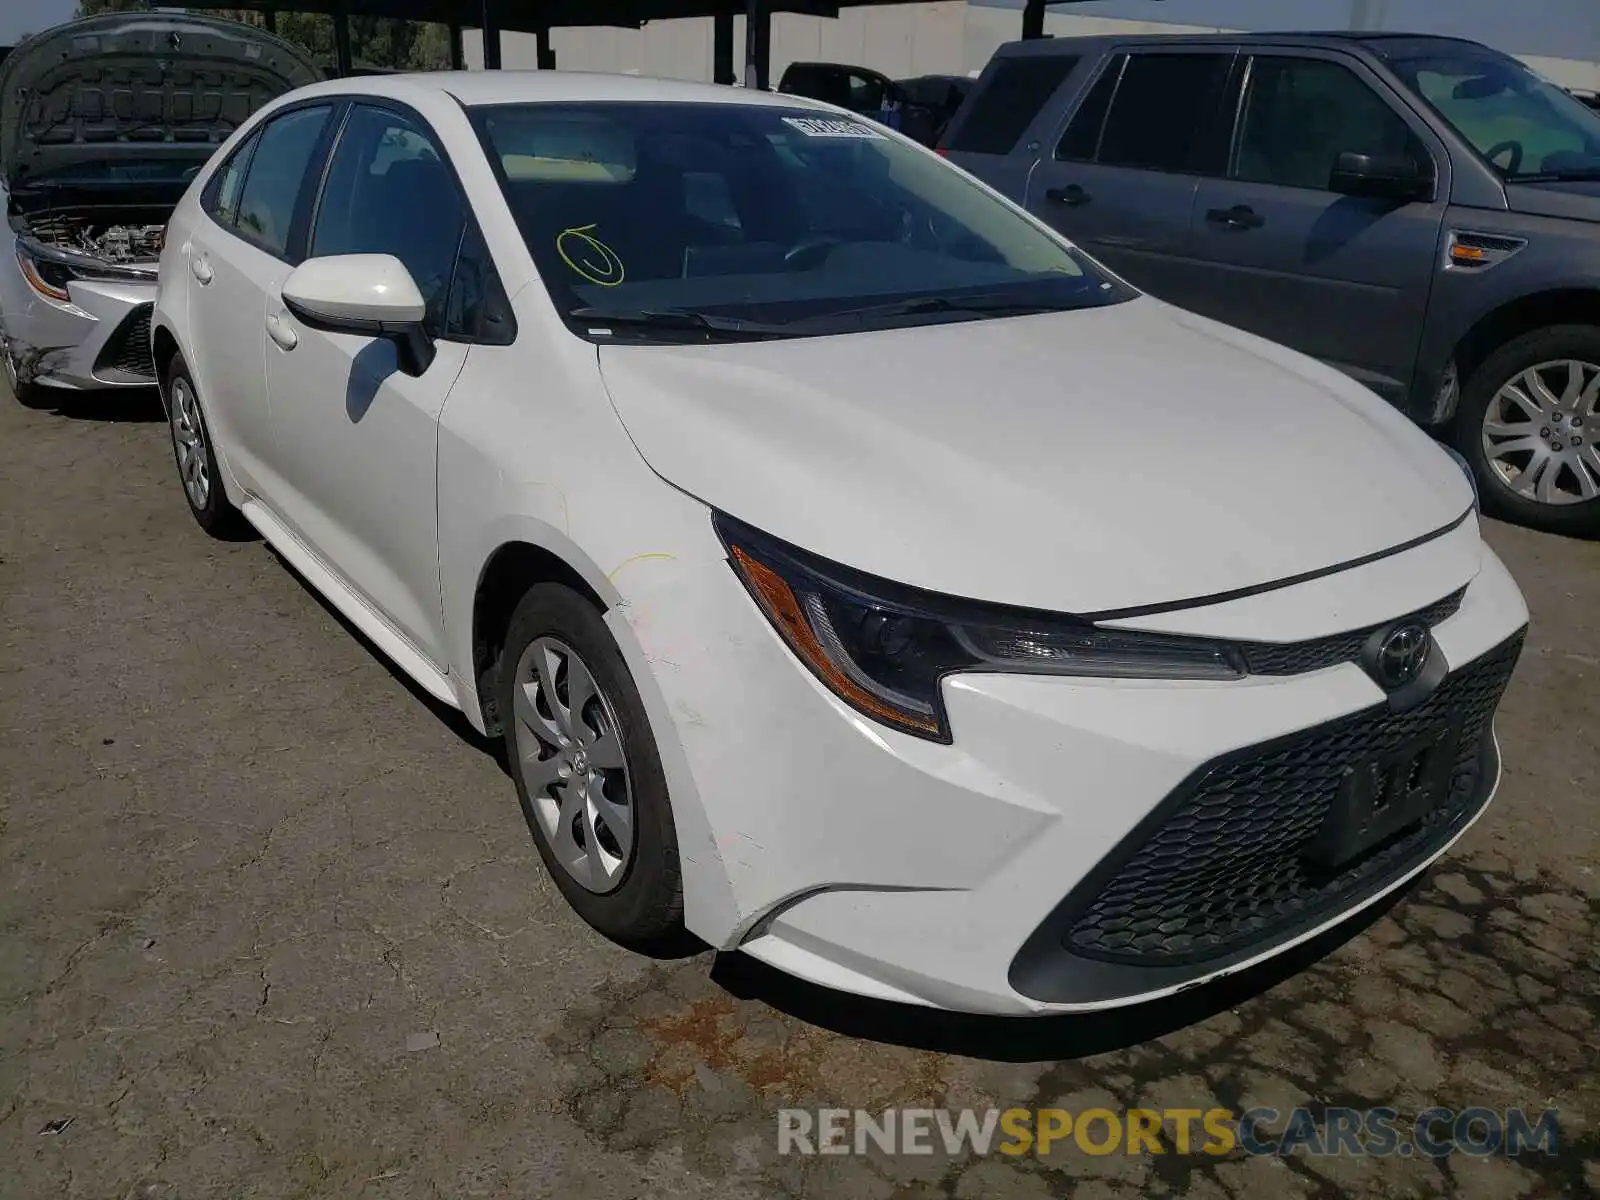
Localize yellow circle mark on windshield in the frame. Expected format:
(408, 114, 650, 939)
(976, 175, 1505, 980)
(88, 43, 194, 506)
(557, 224, 626, 287)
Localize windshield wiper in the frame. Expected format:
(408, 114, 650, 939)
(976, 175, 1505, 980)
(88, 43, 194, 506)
(1508, 168, 1600, 183)
(566, 306, 791, 341)
(785, 292, 1089, 330)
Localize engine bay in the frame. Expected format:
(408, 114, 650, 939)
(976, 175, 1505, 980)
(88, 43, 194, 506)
(24, 212, 165, 265)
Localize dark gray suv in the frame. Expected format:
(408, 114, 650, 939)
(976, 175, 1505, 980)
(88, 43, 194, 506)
(942, 33, 1600, 536)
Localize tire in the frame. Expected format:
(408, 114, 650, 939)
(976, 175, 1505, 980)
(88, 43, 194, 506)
(496, 583, 685, 948)
(1455, 324, 1600, 537)
(2, 343, 47, 409)
(165, 352, 247, 539)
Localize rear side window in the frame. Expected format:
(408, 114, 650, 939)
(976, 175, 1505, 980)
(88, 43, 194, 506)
(1096, 53, 1234, 173)
(1057, 56, 1123, 160)
(233, 105, 333, 258)
(946, 55, 1079, 155)
(203, 131, 259, 225)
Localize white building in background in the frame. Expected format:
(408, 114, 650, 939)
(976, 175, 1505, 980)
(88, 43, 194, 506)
(465, 0, 1600, 92)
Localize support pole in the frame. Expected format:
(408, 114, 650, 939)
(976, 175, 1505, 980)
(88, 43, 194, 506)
(481, 0, 502, 70)
(333, 3, 353, 76)
(1022, 0, 1046, 40)
(262, 8, 277, 34)
(536, 26, 556, 70)
(713, 11, 735, 85)
(448, 22, 464, 69)
(744, 0, 770, 90)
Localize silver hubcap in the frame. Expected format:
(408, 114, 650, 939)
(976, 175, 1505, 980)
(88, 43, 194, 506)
(512, 636, 633, 894)
(1482, 358, 1600, 506)
(171, 378, 211, 510)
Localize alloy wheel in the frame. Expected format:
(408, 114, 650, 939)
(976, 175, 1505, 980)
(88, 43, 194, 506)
(1481, 358, 1600, 506)
(170, 377, 211, 511)
(512, 635, 634, 894)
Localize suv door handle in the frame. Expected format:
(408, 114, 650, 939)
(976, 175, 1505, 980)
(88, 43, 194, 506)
(1206, 204, 1266, 230)
(1046, 183, 1091, 207)
(266, 312, 298, 351)
(191, 256, 214, 285)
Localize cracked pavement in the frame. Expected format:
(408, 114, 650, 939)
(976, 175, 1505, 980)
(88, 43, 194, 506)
(1, 383, 1597, 1199)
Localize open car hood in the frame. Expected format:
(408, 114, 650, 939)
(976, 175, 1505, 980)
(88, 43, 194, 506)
(0, 13, 322, 189)
(598, 297, 1474, 617)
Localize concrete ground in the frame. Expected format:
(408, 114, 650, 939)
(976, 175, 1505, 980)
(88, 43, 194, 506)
(0, 381, 1596, 1200)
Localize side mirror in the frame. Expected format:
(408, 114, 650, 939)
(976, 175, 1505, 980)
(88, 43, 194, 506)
(1328, 151, 1432, 203)
(281, 253, 435, 376)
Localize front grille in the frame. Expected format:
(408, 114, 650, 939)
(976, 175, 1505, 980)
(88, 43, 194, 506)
(94, 303, 155, 381)
(1239, 586, 1466, 676)
(1061, 630, 1523, 966)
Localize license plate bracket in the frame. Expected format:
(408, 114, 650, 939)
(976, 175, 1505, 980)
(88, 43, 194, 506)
(1305, 721, 1462, 870)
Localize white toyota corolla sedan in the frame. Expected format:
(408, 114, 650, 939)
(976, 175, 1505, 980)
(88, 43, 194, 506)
(151, 71, 1529, 1015)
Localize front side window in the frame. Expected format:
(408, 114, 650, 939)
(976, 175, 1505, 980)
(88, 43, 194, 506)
(1094, 53, 1234, 173)
(310, 104, 467, 331)
(232, 105, 332, 257)
(1235, 57, 1421, 190)
(472, 101, 1130, 342)
(947, 55, 1079, 155)
(1388, 46, 1600, 180)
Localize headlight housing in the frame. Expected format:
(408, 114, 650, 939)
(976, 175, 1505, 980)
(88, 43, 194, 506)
(16, 246, 76, 303)
(716, 514, 1244, 742)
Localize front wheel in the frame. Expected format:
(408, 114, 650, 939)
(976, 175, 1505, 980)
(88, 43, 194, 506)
(496, 583, 685, 949)
(1457, 325, 1600, 537)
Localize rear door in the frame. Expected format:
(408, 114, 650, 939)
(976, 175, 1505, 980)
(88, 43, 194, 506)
(1186, 49, 1449, 402)
(184, 102, 336, 497)
(1025, 47, 1239, 305)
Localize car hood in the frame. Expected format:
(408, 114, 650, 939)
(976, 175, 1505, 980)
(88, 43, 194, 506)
(0, 13, 322, 188)
(597, 296, 1473, 616)
(1505, 179, 1600, 223)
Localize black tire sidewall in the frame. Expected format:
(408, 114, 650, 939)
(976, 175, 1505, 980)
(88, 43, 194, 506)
(496, 583, 684, 947)
(165, 354, 241, 536)
(1455, 324, 1600, 537)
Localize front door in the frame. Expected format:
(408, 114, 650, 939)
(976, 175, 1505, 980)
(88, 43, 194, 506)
(262, 102, 470, 666)
(1025, 48, 1238, 307)
(1186, 51, 1448, 402)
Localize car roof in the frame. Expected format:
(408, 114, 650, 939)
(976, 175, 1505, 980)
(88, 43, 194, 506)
(991, 29, 1494, 57)
(284, 69, 836, 112)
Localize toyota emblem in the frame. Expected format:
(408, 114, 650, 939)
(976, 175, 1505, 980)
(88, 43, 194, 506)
(1374, 623, 1430, 689)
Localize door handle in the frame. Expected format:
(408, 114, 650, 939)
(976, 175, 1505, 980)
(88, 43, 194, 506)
(1046, 183, 1091, 207)
(190, 256, 214, 285)
(1206, 204, 1266, 230)
(266, 312, 298, 351)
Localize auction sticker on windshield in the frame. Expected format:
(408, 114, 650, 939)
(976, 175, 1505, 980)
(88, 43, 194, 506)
(781, 116, 886, 139)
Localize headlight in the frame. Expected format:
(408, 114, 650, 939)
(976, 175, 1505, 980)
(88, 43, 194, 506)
(16, 247, 75, 303)
(716, 514, 1243, 742)
(1440, 444, 1479, 511)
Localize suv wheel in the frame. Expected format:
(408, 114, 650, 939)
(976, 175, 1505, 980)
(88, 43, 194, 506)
(496, 583, 685, 949)
(1458, 325, 1600, 537)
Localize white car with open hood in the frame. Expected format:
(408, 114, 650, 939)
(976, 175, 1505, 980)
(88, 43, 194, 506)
(151, 70, 1529, 1015)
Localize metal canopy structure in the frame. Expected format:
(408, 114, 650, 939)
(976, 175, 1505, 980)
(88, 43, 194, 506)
(181, 0, 1067, 87)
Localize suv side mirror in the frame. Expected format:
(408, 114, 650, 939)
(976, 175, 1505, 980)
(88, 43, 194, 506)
(281, 253, 435, 377)
(1328, 151, 1432, 203)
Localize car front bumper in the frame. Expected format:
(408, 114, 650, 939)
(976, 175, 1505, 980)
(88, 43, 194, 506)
(0, 245, 158, 392)
(624, 514, 1529, 1016)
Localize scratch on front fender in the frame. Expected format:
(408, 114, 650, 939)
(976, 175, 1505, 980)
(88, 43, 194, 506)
(607, 551, 678, 582)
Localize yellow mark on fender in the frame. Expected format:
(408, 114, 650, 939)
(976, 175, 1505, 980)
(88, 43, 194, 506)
(558, 224, 625, 287)
(607, 551, 677, 581)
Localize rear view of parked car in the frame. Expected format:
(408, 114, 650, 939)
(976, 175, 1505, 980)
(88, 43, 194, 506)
(942, 33, 1600, 537)
(0, 13, 319, 403)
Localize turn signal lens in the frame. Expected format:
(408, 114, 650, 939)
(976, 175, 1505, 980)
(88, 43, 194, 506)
(17, 249, 73, 302)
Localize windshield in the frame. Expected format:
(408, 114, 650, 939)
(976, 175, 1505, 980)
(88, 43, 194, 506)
(1390, 47, 1600, 180)
(470, 101, 1130, 340)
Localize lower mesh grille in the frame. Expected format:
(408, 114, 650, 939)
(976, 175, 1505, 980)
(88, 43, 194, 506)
(95, 304, 154, 380)
(1061, 631, 1524, 966)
